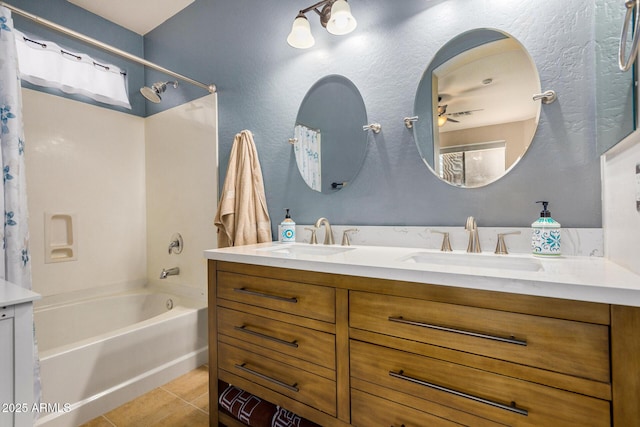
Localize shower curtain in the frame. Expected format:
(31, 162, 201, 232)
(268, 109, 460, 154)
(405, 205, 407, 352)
(293, 123, 321, 192)
(0, 5, 41, 407)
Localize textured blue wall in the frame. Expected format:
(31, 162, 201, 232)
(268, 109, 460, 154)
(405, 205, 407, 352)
(10, 0, 146, 116)
(146, 0, 609, 229)
(14, 0, 628, 230)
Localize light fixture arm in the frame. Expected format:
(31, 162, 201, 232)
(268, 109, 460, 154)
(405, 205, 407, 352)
(299, 0, 334, 16)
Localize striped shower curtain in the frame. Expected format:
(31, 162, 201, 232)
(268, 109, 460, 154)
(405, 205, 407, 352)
(0, 5, 41, 407)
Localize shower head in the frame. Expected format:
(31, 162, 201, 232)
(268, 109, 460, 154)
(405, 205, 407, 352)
(140, 81, 178, 103)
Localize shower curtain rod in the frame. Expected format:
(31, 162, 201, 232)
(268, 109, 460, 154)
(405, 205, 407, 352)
(0, 1, 216, 94)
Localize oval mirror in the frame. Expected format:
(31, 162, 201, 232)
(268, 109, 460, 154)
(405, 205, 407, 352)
(413, 29, 541, 188)
(293, 74, 368, 193)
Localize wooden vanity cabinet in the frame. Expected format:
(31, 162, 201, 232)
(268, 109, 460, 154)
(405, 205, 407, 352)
(208, 260, 640, 427)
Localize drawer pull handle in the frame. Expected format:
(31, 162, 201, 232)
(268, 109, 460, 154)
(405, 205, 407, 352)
(389, 370, 528, 417)
(234, 325, 299, 348)
(233, 287, 298, 303)
(235, 363, 299, 392)
(388, 316, 527, 346)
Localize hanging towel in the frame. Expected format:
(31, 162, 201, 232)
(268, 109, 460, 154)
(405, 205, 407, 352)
(214, 130, 272, 247)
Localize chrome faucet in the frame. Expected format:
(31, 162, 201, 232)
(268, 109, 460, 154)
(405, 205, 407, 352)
(314, 217, 334, 245)
(465, 216, 481, 253)
(160, 267, 179, 279)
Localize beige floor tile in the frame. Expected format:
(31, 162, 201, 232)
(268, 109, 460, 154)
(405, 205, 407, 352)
(191, 392, 210, 414)
(78, 416, 115, 427)
(104, 388, 188, 427)
(162, 365, 209, 403)
(154, 404, 209, 427)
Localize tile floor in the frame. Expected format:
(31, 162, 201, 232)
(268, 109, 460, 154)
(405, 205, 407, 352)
(80, 365, 209, 427)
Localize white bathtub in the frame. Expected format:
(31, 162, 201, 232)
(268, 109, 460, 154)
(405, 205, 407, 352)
(33, 286, 208, 427)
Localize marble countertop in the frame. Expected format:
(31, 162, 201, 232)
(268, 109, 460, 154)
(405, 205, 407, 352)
(1, 280, 40, 306)
(204, 242, 640, 307)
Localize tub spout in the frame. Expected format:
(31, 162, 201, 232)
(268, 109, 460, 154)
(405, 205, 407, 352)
(160, 267, 179, 279)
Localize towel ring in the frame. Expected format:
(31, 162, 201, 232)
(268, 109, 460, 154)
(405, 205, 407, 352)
(620, 0, 640, 71)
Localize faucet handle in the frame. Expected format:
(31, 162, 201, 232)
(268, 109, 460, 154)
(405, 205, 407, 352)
(168, 233, 183, 254)
(430, 230, 452, 252)
(304, 227, 318, 245)
(495, 231, 521, 255)
(341, 228, 358, 246)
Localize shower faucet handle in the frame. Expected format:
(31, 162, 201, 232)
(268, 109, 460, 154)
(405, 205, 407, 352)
(168, 233, 183, 254)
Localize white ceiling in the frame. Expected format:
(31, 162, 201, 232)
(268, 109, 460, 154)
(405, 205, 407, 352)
(434, 38, 540, 132)
(67, 0, 194, 35)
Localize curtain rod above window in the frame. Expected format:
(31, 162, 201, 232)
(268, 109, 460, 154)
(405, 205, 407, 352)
(0, 1, 217, 94)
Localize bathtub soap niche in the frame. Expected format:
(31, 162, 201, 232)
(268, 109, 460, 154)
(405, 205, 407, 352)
(44, 213, 77, 263)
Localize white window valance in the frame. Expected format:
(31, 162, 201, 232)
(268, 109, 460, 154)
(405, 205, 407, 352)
(14, 30, 131, 109)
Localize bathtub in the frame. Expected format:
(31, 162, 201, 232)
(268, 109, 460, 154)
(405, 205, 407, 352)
(33, 285, 208, 427)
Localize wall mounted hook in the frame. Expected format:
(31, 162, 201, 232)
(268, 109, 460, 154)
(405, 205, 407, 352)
(532, 90, 557, 104)
(404, 116, 418, 129)
(362, 123, 382, 134)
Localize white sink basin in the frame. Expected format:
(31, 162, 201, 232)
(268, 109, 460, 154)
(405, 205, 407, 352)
(399, 251, 544, 272)
(258, 244, 356, 257)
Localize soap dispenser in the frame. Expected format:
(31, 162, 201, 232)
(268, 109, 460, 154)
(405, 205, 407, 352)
(279, 208, 296, 243)
(531, 201, 561, 257)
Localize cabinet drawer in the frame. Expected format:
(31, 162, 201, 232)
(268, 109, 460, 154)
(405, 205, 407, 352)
(352, 388, 474, 427)
(351, 340, 610, 427)
(219, 342, 336, 416)
(350, 291, 610, 382)
(218, 307, 336, 370)
(218, 271, 335, 323)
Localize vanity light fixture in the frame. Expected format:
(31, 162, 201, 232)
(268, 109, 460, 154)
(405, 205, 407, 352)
(287, 0, 357, 49)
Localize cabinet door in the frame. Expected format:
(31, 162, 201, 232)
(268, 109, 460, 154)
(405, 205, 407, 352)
(0, 317, 15, 427)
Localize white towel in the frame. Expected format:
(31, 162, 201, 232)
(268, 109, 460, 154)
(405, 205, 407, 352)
(214, 130, 272, 247)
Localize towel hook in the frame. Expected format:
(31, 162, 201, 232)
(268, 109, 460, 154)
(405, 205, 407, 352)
(362, 123, 382, 134)
(532, 90, 557, 104)
(288, 137, 298, 145)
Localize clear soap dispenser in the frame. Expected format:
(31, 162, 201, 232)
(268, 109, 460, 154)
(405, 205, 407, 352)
(531, 201, 561, 257)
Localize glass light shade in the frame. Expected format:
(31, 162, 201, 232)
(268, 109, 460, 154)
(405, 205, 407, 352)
(326, 0, 357, 35)
(438, 115, 448, 127)
(287, 16, 315, 49)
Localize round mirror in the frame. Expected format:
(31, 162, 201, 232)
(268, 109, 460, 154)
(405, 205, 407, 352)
(293, 74, 368, 193)
(413, 29, 541, 188)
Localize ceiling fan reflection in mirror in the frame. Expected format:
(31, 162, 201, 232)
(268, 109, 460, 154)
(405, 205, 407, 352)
(437, 102, 483, 127)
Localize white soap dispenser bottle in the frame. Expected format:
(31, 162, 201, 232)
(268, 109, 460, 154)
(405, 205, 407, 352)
(531, 201, 561, 257)
(279, 208, 296, 243)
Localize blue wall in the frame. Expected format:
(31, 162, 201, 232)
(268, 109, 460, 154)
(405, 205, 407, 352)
(12, 0, 630, 231)
(10, 0, 146, 116)
(145, 0, 610, 230)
